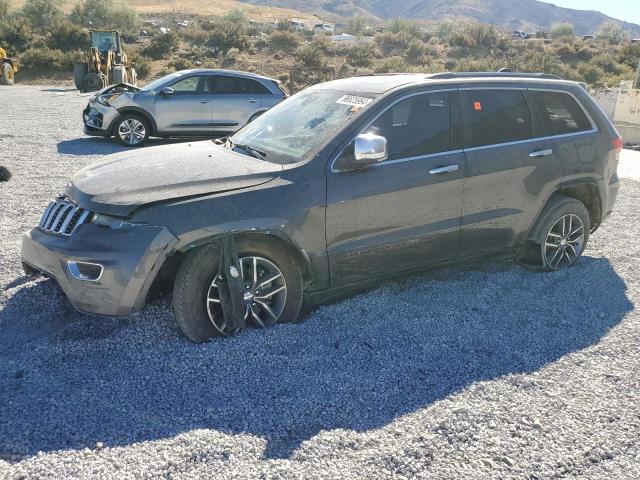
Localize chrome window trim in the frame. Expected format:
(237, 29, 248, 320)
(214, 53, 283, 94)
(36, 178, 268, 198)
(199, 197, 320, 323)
(330, 88, 458, 173)
(330, 85, 599, 173)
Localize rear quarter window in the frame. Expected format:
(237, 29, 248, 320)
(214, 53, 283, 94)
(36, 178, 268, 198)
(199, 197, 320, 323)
(529, 90, 593, 136)
(461, 90, 533, 148)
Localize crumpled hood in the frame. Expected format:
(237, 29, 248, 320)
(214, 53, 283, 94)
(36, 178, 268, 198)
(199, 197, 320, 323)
(67, 141, 282, 217)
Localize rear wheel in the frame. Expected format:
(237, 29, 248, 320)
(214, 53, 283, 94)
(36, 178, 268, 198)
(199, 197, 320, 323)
(0, 63, 14, 85)
(173, 237, 304, 343)
(114, 113, 150, 147)
(522, 194, 590, 271)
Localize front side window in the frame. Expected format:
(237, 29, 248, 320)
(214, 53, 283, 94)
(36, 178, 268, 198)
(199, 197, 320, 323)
(462, 90, 532, 148)
(365, 92, 452, 161)
(529, 91, 593, 136)
(170, 76, 204, 94)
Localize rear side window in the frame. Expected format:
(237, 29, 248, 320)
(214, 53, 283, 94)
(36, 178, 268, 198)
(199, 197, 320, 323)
(365, 92, 452, 160)
(529, 91, 593, 136)
(208, 76, 271, 95)
(461, 90, 532, 148)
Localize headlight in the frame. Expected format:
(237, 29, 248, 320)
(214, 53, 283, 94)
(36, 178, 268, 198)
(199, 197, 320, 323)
(92, 213, 143, 230)
(96, 92, 122, 106)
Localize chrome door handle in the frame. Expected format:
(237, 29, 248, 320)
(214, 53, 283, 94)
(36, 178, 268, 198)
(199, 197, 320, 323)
(200, 100, 208, 104)
(529, 149, 553, 158)
(429, 165, 459, 175)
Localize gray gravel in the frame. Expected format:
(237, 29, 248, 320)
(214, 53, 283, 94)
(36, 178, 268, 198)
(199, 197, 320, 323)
(1, 85, 640, 479)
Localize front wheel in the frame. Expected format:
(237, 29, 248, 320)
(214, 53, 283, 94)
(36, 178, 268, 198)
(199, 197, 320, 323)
(114, 114, 150, 147)
(1, 63, 14, 85)
(173, 237, 304, 343)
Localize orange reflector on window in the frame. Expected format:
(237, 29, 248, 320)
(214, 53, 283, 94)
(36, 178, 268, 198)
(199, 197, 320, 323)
(474, 101, 482, 111)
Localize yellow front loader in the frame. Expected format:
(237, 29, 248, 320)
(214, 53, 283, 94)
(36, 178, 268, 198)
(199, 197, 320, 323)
(0, 47, 18, 85)
(73, 30, 137, 93)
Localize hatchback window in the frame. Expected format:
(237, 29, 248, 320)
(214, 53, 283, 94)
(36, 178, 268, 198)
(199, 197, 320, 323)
(529, 91, 593, 136)
(365, 92, 452, 160)
(462, 90, 532, 148)
(170, 76, 203, 94)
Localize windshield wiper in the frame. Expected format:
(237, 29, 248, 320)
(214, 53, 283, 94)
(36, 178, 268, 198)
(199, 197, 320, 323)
(232, 142, 267, 160)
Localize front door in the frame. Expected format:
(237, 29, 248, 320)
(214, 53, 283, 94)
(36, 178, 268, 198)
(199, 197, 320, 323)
(154, 75, 213, 134)
(326, 90, 465, 285)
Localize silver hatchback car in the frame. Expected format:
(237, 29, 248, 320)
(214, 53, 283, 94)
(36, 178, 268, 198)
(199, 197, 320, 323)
(83, 69, 285, 146)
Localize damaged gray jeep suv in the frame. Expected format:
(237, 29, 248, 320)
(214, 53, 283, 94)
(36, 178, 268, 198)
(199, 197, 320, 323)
(23, 72, 622, 342)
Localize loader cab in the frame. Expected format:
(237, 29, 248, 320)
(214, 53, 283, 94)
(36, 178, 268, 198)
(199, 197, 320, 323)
(91, 30, 121, 57)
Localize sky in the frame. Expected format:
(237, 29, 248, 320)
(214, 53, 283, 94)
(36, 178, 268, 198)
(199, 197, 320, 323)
(546, 0, 640, 25)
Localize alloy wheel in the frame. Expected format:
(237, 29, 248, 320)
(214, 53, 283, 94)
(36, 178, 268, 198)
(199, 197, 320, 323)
(118, 119, 146, 146)
(542, 213, 585, 270)
(206, 256, 287, 335)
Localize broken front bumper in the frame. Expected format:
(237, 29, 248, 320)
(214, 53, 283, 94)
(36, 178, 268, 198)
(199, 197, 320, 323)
(21, 223, 177, 317)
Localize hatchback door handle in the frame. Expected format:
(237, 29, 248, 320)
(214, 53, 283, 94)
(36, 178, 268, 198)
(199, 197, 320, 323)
(529, 149, 553, 158)
(429, 165, 459, 175)
(248, 98, 259, 103)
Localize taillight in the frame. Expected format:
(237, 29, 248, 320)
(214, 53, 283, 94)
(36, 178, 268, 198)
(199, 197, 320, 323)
(612, 136, 623, 154)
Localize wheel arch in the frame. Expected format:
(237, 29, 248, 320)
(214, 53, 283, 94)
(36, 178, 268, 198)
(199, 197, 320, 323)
(113, 107, 158, 136)
(153, 229, 315, 293)
(528, 180, 603, 241)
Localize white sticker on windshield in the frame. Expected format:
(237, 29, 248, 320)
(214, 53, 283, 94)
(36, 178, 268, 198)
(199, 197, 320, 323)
(336, 95, 373, 107)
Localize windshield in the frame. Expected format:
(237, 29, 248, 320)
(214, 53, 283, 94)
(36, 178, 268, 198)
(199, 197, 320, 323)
(141, 71, 188, 92)
(91, 31, 118, 54)
(230, 89, 377, 164)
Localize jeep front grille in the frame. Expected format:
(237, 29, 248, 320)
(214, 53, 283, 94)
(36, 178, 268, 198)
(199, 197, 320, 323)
(39, 200, 91, 236)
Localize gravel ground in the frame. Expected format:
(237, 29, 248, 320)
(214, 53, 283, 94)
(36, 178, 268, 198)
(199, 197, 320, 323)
(1, 85, 639, 480)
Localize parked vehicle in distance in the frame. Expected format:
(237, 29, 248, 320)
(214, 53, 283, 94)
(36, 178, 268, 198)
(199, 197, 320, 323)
(24, 72, 621, 342)
(83, 69, 285, 146)
(289, 19, 307, 32)
(314, 23, 334, 35)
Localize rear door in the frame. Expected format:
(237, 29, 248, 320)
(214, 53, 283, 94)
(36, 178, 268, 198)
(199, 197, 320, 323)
(154, 75, 213, 134)
(207, 76, 271, 133)
(527, 89, 597, 178)
(457, 88, 559, 253)
(326, 90, 466, 284)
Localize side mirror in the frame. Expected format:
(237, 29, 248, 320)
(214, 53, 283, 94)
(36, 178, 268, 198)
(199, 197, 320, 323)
(160, 87, 174, 96)
(353, 133, 388, 167)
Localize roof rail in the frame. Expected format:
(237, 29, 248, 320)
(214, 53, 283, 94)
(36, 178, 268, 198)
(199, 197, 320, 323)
(429, 71, 563, 80)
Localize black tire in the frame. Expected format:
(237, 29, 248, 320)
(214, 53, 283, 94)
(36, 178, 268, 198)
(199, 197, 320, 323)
(522, 194, 590, 271)
(114, 113, 150, 147)
(173, 237, 304, 343)
(1, 63, 14, 85)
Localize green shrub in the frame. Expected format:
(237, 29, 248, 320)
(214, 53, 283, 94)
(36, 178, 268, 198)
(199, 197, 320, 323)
(206, 9, 248, 53)
(578, 62, 605, 84)
(168, 57, 194, 71)
(618, 43, 640, 69)
(269, 30, 300, 50)
(0, 0, 9, 21)
(143, 31, 181, 59)
(376, 31, 412, 54)
(591, 54, 623, 74)
(48, 23, 87, 51)
(276, 17, 290, 31)
(127, 51, 152, 78)
(21, 46, 74, 72)
(69, 0, 138, 34)
(550, 23, 574, 40)
(596, 20, 628, 45)
(346, 15, 368, 36)
(182, 28, 209, 47)
(406, 39, 425, 63)
(347, 42, 376, 67)
(0, 19, 34, 51)
(295, 42, 325, 67)
(374, 55, 406, 73)
(22, 0, 63, 30)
